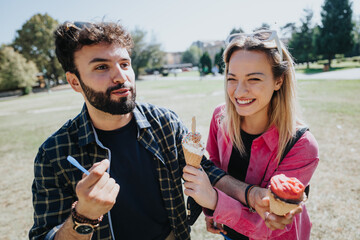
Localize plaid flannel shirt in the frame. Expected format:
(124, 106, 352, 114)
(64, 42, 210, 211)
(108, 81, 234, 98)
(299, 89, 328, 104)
(29, 102, 226, 240)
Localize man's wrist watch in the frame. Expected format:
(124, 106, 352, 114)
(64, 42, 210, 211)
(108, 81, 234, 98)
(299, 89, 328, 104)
(71, 201, 103, 235)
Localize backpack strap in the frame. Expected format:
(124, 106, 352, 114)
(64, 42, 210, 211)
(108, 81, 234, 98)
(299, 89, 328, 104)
(279, 127, 309, 165)
(279, 127, 310, 196)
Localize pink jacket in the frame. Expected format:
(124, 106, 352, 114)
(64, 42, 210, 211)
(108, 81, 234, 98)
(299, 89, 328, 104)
(207, 105, 319, 240)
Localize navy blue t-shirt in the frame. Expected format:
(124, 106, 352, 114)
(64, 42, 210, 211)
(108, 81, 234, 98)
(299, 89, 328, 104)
(95, 118, 171, 239)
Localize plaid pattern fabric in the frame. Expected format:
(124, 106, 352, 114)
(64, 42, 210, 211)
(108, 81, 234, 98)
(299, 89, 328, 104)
(29, 102, 226, 240)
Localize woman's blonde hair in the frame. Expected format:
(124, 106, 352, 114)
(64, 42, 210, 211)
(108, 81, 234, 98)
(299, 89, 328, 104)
(223, 34, 305, 163)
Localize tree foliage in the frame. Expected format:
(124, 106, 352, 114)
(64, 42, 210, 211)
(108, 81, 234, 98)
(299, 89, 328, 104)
(280, 22, 297, 38)
(12, 13, 63, 82)
(199, 52, 212, 75)
(288, 9, 315, 68)
(316, 0, 353, 66)
(230, 27, 244, 35)
(214, 47, 224, 74)
(0, 45, 38, 92)
(254, 23, 271, 31)
(131, 28, 164, 79)
(349, 15, 360, 56)
(181, 45, 201, 65)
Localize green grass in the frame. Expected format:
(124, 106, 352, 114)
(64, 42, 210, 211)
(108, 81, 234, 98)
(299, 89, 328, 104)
(295, 56, 360, 74)
(1, 79, 359, 239)
(298, 80, 360, 119)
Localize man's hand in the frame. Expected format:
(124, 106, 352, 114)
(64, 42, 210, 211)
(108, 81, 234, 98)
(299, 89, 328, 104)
(75, 159, 120, 219)
(182, 165, 217, 210)
(249, 187, 302, 230)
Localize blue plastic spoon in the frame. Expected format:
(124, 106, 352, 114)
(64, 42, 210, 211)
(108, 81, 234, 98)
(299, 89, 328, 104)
(67, 156, 90, 175)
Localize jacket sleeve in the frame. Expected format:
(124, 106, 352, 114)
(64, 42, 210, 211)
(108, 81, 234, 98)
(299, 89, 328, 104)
(274, 131, 319, 187)
(29, 147, 73, 240)
(208, 131, 319, 239)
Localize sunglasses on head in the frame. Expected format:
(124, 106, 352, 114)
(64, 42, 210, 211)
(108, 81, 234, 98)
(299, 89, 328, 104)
(225, 30, 283, 61)
(65, 21, 93, 31)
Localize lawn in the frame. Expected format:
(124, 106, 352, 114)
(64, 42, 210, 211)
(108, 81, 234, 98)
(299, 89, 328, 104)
(295, 56, 360, 74)
(0, 78, 359, 239)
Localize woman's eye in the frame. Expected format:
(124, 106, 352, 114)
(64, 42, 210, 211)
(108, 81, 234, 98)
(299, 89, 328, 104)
(249, 78, 260, 81)
(227, 78, 236, 81)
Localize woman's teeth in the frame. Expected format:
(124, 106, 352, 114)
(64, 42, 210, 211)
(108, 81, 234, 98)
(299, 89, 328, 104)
(236, 99, 254, 104)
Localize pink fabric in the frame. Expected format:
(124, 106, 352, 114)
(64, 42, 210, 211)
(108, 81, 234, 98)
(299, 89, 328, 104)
(206, 104, 319, 240)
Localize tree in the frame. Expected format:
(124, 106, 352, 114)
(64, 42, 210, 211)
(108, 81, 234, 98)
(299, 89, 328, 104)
(349, 15, 360, 56)
(12, 13, 63, 83)
(181, 45, 201, 65)
(214, 47, 224, 74)
(254, 23, 271, 31)
(131, 28, 163, 79)
(230, 27, 244, 35)
(0, 45, 38, 93)
(280, 22, 297, 38)
(316, 0, 353, 67)
(199, 52, 212, 75)
(288, 9, 315, 68)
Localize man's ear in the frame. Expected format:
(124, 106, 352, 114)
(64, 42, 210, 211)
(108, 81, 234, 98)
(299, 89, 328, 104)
(274, 76, 284, 91)
(66, 72, 82, 93)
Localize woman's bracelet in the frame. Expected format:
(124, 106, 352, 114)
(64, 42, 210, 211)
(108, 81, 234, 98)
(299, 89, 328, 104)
(245, 184, 257, 213)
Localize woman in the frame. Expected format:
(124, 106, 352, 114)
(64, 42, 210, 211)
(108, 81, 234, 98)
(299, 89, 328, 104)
(183, 30, 319, 240)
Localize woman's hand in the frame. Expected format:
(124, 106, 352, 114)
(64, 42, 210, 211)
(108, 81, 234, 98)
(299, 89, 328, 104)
(182, 165, 217, 210)
(205, 217, 227, 235)
(249, 187, 302, 230)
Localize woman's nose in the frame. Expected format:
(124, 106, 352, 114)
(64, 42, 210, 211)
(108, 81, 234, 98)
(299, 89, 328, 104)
(234, 81, 248, 96)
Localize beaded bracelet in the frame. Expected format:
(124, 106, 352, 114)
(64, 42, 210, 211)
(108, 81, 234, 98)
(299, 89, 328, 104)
(71, 201, 103, 225)
(245, 184, 257, 213)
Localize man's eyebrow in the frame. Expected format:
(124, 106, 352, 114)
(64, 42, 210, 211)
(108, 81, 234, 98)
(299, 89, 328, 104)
(88, 57, 130, 64)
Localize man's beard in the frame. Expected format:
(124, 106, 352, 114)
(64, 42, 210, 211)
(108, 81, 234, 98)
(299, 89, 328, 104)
(78, 77, 136, 115)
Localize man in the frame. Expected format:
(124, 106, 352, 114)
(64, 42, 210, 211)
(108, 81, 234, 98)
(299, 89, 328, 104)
(29, 21, 300, 240)
(29, 21, 226, 240)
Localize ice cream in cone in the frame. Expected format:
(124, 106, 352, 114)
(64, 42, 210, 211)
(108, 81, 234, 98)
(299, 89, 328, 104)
(268, 174, 307, 216)
(182, 116, 205, 168)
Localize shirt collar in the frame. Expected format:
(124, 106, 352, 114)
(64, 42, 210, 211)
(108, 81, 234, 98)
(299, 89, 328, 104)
(132, 102, 151, 129)
(77, 104, 96, 147)
(77, 102, 151, 147)
(259, 125, 279, 151)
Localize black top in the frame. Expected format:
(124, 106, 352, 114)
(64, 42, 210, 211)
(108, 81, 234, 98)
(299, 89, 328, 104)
(225, 130, 261, 240)
(95, 118, 171, 240)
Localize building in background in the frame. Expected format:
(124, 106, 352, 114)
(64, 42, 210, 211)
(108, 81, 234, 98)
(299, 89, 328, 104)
(191, 40, 225, 63)
(164, 52, 183, 65)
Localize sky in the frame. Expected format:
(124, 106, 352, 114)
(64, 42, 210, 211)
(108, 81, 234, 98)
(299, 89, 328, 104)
(1, 0, 359, 52)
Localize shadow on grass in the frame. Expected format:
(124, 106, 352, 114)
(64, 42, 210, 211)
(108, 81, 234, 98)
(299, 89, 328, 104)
(296, 65, 358, 74)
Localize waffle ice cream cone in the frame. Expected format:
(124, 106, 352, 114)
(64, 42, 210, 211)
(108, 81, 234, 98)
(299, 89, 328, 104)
(268, 174, 307, 216)
(182, 116, 205, 168)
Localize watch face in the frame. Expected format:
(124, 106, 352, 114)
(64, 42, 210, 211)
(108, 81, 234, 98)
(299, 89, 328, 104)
(75, 224, 94, 234)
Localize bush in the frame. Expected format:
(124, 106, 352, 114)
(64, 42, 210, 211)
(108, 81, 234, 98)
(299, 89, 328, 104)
(0, 46, 38, 93)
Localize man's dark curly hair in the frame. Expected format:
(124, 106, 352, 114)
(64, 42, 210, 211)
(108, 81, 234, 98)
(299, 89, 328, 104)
(54, 21, 133, 74)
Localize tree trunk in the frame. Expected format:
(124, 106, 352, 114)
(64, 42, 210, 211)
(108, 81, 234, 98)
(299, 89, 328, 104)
(328, 57, 332, 69)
